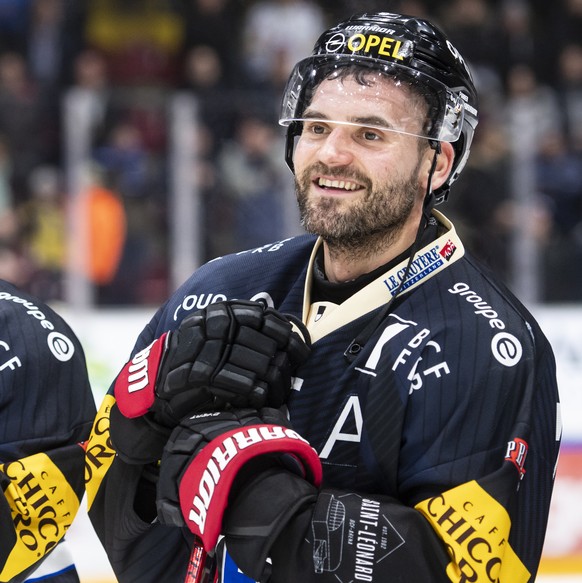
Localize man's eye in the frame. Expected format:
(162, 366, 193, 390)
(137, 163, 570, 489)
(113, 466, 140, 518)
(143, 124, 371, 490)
(362, 129, 381, 141)
(310, 124, 326, 134)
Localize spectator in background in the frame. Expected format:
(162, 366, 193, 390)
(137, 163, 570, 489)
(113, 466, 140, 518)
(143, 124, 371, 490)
(0, 134, 16, 245)
(181, 44, 236, 154)
(27, 0, 87, 89)
(84, 0, 185, 86)
(557, 43, 582, 151)
(93, 120, 149, 199)
(446, 122, 516, 283)
(557, 0, 582, 50)
(24, 0, 82, 165)
(18, 165, 66, 301)
(535, 129, 582, 301)
(498, 0, 535, 75)
(241, 0, 326, 92)
(439, 0, 503, 77)
(502, 63, 560, 302)
(504, 63, 562, 151)
(26, 0, 65, 90)
(217, 111, 296, 251)
(0, 136, 24, 290)
(0, 51, 50, 202)
(70, 163, 127, 305)
(92, 120, 169, 305)
(181, 0, 242, 82)
(67, 48, 121, 151)
(496, 0, 555, 86)
(84, 173, 126, 292)
(0, 0, 29, 54)
(0, 241, 30, 289)
(188, 122, 233, 262)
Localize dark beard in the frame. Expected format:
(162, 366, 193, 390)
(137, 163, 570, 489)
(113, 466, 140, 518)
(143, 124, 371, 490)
(295, 162, 420, 259)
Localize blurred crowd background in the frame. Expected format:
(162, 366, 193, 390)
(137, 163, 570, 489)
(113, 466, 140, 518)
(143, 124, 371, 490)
(0, 0, 581, 307)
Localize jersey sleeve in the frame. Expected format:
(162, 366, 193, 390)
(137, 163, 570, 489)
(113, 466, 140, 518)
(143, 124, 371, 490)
(0, 444, 87, 582)
(265, 470, 525, 583)
(86, 304, 194, 582)
(86, 417, 192, 582)
(0, 283, 97, 582)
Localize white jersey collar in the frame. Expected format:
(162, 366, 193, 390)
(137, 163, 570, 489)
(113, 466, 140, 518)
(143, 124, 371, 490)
(302, 210, 464, 343)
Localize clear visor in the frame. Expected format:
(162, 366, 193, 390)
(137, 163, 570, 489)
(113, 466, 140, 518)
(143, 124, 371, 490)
(279, 56, 465, 142)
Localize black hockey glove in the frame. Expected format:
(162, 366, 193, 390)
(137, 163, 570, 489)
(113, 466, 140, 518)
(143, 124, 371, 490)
(156, 409, 322, 559)
(110, 301, 311, 463)
(221, 466, 320, 581)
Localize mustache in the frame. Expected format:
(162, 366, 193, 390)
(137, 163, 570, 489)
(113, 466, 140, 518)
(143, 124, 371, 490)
(298, 162, 373, 190)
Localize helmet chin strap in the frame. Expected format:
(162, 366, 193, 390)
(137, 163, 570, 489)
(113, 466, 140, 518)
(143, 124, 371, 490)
(422, 139, 442, 219)
(344, 140, 442, 362)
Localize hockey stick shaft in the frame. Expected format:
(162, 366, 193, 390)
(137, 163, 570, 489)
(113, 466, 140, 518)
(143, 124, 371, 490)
(185, 540, 216, 583)
(184, 540, 207, 583)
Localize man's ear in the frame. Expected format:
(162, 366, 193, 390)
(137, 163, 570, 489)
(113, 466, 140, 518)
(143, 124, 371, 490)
(421, 141, 455, 192)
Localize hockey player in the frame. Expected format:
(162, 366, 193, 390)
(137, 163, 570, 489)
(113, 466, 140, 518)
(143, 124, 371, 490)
(0, 279, 97, 582)
(87, 12, 561, 583)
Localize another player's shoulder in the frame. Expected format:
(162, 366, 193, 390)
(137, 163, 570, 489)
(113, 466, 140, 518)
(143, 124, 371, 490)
(0, 279, 90, 421)
(0, 279, 74, 336)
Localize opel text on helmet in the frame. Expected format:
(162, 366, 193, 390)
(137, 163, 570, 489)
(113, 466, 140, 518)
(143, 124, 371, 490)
(279, 12, 479, 203)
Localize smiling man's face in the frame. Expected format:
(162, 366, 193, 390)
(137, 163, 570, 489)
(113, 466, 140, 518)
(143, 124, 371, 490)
(293, 72, 430, 250)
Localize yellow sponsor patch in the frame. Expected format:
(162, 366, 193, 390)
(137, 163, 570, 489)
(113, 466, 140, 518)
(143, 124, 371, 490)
(415, 480, 530, 583)
(0, 453, 80, 580)
(85, 394, 116, 509)
(347, 34, 407, 60)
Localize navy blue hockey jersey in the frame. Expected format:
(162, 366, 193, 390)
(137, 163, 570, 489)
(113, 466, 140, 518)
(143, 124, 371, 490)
(87, 211, 561, 582)
(0, 280, 96, 583)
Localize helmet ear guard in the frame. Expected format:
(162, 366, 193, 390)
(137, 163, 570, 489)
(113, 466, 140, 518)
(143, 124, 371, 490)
(437, 132, 468, 204)
(279, 12, 479, 203)
(284, 121, 302, 174)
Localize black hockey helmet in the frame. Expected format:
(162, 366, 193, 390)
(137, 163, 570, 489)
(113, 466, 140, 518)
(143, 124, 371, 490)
(279, 12, 479, 203)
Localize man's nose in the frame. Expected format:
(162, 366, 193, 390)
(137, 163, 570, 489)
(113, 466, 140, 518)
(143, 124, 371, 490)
(317, 127, 355, 166)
